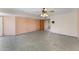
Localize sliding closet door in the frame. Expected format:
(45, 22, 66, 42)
(3, 16, 16, 35)
(0, 17, 3, 36)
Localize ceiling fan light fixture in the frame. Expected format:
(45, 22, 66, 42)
(41, 8, 48, 17)
(41, 13, 48, 17)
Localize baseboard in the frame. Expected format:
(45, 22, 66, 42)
(15, 30, 40, 36)
(49, 31, 78, 38)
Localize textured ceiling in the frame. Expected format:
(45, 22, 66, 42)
(0, 8, 77, 18)
(14, 8, 76, 15)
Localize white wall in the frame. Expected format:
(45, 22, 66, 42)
(49, 11, 77, 37)
(0, 16, 3, 36)
(4, 16, 16, 35)
(44, 20, 48, 31)
(77, 9, 79, 38)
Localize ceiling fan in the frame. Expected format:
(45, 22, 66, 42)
(40, 8, 55, 17)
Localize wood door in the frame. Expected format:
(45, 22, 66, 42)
(40, 20, 44, 31)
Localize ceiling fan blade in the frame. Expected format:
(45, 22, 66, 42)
(48, 10, 55, 12)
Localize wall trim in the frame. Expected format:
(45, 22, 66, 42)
(49, 30, 78, 38)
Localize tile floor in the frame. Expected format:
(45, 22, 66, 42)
(0, 31, 78, 51)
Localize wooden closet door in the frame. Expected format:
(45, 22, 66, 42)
(40, 20, 44, 31)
